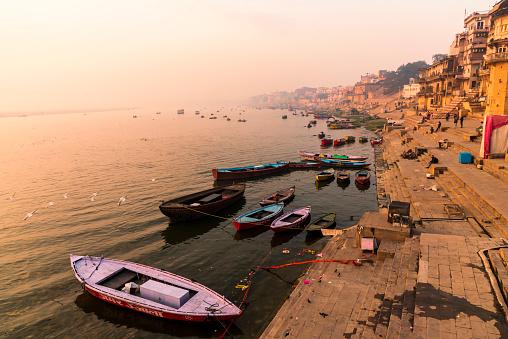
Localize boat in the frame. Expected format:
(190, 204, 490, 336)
(346, 136, 356, 143)
(282, 115, 288, 119)
(355, 170, 371, 185)
(233, 203, 284, 231)
(212, 162, 289, 181)
(333, 139, 346, 147)
(359, 136, 369, 143)
(336, 171, 350, 184)
(70, 255, 242, 321)
(321, 138, 333, 147)
(306, 213, 336, 233)
(316, 170, 335, 182)
(310, 120, 317, 125)
(159, 184, 245, 221)
(259, 186, 295, 206)
(318, 132, 325, 139)
(209, 116, 217, 120)
(177, 109, 185, 114)
(370, 137, 383, 146)
(270, 206, 311, 232)
(319, 159, 371, 169)
(288, 161, 321, 169)
(195, 110, 200, 115)
(298, 151, 368, 162)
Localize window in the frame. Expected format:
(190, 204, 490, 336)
(477, 21, 484, 30)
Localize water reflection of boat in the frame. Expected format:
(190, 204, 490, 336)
(355, 181, 371, 191)
(270, 230, 302, 247)
(233, 227, 270, 241)
(74, 293, 241, 337)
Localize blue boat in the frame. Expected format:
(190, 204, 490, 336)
(233, 203, 285, 231)
(212, 162, 289, 180)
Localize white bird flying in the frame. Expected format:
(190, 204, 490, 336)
(63, 193, 68, 199)
(151, 178, 157, 182)
(90, 193, 98, 202)
(23, 209, 38, 221)
(47, 202, 54, 207)
(8, 192, 16, 201)
(118, 196, 126, 206)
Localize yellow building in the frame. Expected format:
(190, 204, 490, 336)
(485, 0, 508, 115)
(417, 56, 458, 111)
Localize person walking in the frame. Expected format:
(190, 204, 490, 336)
(454, 114, 459, 127)
(445, 112, 450, 121)
(460, 115, 465, 128)
(436, 121, 442, 132)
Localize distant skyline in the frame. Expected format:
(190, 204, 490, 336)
(0, 0, 498, 113)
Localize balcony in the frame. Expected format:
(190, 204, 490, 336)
(485, 52, 508, 64)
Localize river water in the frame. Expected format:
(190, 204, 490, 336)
(0, 109, 377, 338)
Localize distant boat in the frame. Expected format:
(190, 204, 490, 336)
(70, 255, 242, 321)
(212, 162, 289, 181)
(282, 115, 288, 119)
(370, 137, 383, 146)
(359, 136, 369, 143)
(321, 138, 333, 147)
(159, 184, 245, 221)
(195, 110, 200, 115)
(306, 213, 336, 233)
(318, 132, 326, 139)
(316, 170, 335, 182)
(259, 186, 295, 206)
(355, 170, 371, 185)
(233, 203, 284, 231)
(346, 136, 356, 143)
(336, 171, 350, 184)
(319, 159, 370, 169)
(333, 139, 346, 147)
(288, 161, 321, 169)
(177, 109, 185, 114)
(270, 206, 311, 232)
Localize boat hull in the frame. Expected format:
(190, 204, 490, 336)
(212, 163, 289, 181)
(259, 186, 295, 206)
(271, 207, 311, 233)
(233, 204, 284, 231)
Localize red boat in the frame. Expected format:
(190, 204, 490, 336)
(333, 139, 346, 147)
(355, 170, 371, 185)
(70, 255, 242, 321)
(370, 138, 383, 146)
(321, 138, 333, 147)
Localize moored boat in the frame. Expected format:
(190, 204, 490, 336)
(159, 184, 245, 221)
(270, 206, 311, 232)
(346, 136, 356, 143)
(259, 186, 296, 206)
(333, 139, 346, 147)
(177, 109, 185, 114)
(316, 169, 335, 182)
(320, 138, 333, 147)
(336, 171, 350, 184)
(282, 115, 288, 119)
(233, 203, 284, 231)
(359, 136, 369, 143)
(298, 150, 368, 162)
(288, 161, 321, 169)
(306, 213, 336, 233)
(70, 255, 242, 321)
(318, 132, 326, 139)
(212, 162, 289, 181)
(355, 170, 371, 185)
(370, 137, 383, 146)
(319, 159, 371, 169)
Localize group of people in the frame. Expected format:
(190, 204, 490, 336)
(445, 111, 465, 128)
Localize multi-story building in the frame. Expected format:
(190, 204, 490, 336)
(462, 12, 489, 96)
(485, 0, 508, 115)
(402, 78, 421, 98)
(417, 56, 458, 111)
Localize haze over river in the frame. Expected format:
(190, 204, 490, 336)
(0, 109, 377, 338)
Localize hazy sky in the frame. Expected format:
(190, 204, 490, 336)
(0, 0, 497, 112)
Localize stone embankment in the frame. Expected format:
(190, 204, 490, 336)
(260, 109, 508, 338)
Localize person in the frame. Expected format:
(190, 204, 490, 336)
(426, 155, 439, 168)
(430, 126, 434, 134)
(436, 121, 442, 132)
(453, 114, 459, 127)
(460, 115, 465, 128)
(445, 112, 450, 121)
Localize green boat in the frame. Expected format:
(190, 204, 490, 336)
(306, 213, 336, 233)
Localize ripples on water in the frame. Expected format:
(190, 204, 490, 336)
(0, 109, 377, 338)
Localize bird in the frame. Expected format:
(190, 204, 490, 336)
(63, 193, 68, 199)
(151, 178, 157, 182)
(8, 192, 16, 201)
(23, 209, 38, 221)
(46, 202, 54, 207)
(89, 193, 98, 202)
(118, 196, 126, 206)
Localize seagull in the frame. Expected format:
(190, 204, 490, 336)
(23, 209, 38, 221)
(63, 193, 68, 199)
(8, 192, 16, 201)
(151, 178, 157, 182)
(118, 196, 126, 206)
(47, 201, 54, 207)
(89, 193, 98, 202)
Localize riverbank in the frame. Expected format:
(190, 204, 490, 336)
(260, 108, 508, 338)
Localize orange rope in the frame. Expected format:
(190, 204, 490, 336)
(256, 258, 362, 270)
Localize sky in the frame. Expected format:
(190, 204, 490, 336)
(0, 0, 498, 113)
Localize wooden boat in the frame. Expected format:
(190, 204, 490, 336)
(333, 139, 346, 147)
(70, 255, 242, 321)
(195, 110, 200, 115)
(320, 138, 333, 147)
(370, 138, 383, 146)
(288, 161, 321, 169)
(259, 186, 296, 206)
(233, 203, 284, 231)
(336, 171, 350, 184)
(159, 184, 245, 221)
(346, 136, 356, 143)
(359, 136, 369, 143)
(355, 170, 371, 185)
(177, 109, 185, 114)
(270, 206, 311, 232)
(316, 170, 335, 182)
(319, 159, 371, 169)
(318, 132, 325, 139)
(306, 213, 336, 233)
(212, 162, 289, 181)
(298, 151, 368, 162)
(282, 115, 288, 119)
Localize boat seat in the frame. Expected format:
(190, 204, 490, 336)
(99, 268, 138, 290)
(198, 193, 222, 204)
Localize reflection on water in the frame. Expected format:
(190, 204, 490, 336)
(0, 109, 377, 338)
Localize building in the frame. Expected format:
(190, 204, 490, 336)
(485, 0, 508, 115)
(417, 56, 458, 111)
(462, 12, 489, 96)
(402, 78, 421, 98)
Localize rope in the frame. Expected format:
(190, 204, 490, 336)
(181, 205, 231, 220)
(256, 258, 363, 270)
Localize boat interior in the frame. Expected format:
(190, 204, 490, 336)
(280, 213, 304, 223)
(97, 267, 198, 308)
(178, 188, 238, 206)
(246, 210, 275, 220)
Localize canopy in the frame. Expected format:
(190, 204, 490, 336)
(480, 115, 508, 158)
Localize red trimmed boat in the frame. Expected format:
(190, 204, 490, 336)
(159, 184, 245, 221)
(233, 203, 284, 231)
(320, 138, 333, 147)
(333, 139, 346, 147)
(259, 186, 296, 206)
(212, 162, 289, 181)
(70, 255, 242, 322)
(270, 206, 311, 232)
(288, 161, 321, 169)
(355, 170, 371, 185)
